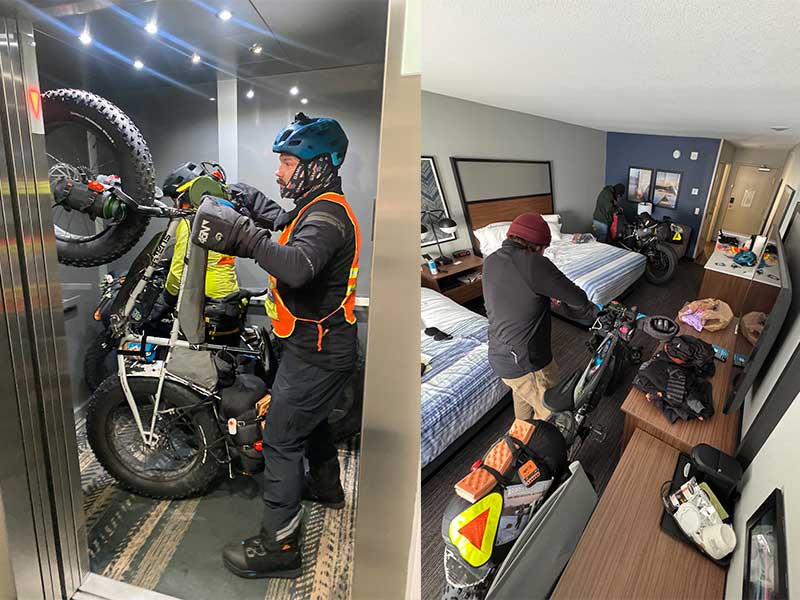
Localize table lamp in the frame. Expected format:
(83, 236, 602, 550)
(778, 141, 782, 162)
(421, 208, 457, 265)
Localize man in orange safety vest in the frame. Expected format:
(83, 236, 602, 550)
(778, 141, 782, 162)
(192, 113, 360, 580)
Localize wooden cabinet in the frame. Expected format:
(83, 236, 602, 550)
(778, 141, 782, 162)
(420, 255, 484, 305)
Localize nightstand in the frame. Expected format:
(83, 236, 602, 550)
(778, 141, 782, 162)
(421, 254, 484, 305)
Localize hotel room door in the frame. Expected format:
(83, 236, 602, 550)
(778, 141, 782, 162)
(721, 166, 779, 235)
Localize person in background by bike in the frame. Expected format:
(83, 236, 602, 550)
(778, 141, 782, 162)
(592, 182, 625, 242)
(158, 217, 243, 346)
(191, 112, 360, 579)
(483, 213, 596, 421)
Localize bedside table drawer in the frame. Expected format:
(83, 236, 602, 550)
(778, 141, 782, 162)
(445, 279, 483, 304)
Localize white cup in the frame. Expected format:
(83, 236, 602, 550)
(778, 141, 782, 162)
(702, 523, 736, 559)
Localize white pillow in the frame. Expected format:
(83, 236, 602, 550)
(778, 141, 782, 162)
(542, 214, 562, 241)
(473, 221, 511, 256)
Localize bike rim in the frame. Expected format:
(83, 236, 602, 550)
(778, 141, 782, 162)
(106, 394, 204, 481)
(649, 250, 670, 274)
(46, 122, 122, 244)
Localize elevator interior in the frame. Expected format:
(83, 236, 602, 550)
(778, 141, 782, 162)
(0, 0, 401, 598)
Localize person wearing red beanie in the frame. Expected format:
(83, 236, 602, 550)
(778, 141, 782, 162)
(483, 212, 597, 421)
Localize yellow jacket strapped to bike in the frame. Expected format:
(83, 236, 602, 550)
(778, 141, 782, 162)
(166, 219, 239, 299)
(265, 192, 360, 351)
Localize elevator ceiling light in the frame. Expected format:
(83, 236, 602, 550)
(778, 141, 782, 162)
(191, 53, 201, 64)
(289, 86, 299, 96)
(300, 97, 308, 105)
(145, 20, 158, 35)
(79, 31, 92, 45)
(250, 43, 263, 55)
(133, 59, 144, 70)
(218, 9, 232, 21)
(246, 89, 255, 99)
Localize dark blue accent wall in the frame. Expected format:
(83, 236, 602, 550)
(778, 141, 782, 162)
(605, 132, 721, 256)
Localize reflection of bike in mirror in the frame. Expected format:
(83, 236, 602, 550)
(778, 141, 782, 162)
(82, 166, 364, 499)
(44, 88, 157, 266)
(544, 302, 678, 460)
(613, 212, 682, 284)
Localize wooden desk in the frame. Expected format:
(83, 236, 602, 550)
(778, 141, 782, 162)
(552, 429, 726, 600)
(699, 243, 781, 314)
(621, 321, 741, 455)
(698, 269, 779, 315)
(421, 254, 483, 305)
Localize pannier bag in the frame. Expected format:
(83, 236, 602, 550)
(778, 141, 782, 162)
(219, 373, 269, 474)
(442, 419, 567, 592)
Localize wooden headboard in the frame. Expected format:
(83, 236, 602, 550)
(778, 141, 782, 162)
(450, 158, 554, 255)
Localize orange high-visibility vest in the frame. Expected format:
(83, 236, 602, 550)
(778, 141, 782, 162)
(265, 192, 360, 351)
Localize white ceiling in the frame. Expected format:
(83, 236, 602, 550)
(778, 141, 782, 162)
(422, 0, 800, 148)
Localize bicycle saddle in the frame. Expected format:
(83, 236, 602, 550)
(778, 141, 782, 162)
(544, 370, 581, 413)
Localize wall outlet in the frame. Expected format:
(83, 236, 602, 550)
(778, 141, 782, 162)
(694, 207, 701, 215)
(691, 187, 699, 195)
(690, 151, 699, 160)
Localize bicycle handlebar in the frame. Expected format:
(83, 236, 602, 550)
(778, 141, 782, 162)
(220, 287, 270, 303)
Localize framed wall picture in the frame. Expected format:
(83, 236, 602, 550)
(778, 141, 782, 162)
(743, 488, 788, 600)
(421, 156, 457, 248)
(653, 170, 683, 209)
(627, 166, 654, 203)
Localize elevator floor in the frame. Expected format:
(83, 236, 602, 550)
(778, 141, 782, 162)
(77, 418, 359, 599)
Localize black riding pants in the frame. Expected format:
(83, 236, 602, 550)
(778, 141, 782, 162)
(260, 348, 349, 539)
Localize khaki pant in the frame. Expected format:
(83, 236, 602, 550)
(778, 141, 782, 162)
(502, 360, 560, 421)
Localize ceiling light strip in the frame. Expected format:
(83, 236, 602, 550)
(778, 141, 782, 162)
(19, 0, 207, 98)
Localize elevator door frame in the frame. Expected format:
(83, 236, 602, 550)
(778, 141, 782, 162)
(0, 13, 182, 600)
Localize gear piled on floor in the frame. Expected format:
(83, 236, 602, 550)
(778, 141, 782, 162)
(632, 335, 716, 423)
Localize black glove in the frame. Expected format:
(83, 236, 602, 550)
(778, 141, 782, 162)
(228, 182, 281, 229)
(191, 196, 270, 257)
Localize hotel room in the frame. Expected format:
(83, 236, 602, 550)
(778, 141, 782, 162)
(420, 3, 800, 599)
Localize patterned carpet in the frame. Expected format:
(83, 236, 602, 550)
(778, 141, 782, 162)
(77, 418, 359, 599)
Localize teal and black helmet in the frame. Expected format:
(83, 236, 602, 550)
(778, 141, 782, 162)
(272, 112, 348, 167)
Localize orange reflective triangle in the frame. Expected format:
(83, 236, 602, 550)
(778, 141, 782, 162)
(458, 508, 490, 548)
(448, 492, 503, 567)
(29, 88, 41, 119)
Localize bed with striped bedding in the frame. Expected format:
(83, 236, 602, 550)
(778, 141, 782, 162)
(421, 288, 508, 469)
(544, 239, 646, 305)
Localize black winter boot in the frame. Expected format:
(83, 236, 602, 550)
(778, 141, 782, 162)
(303, 457, 345, 508)
(222, 528, 301, 579)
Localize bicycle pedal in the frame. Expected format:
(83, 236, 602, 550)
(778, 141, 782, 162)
(589, 424, 606, 442)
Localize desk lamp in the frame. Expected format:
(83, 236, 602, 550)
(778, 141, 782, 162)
(421, 208, 457, 265)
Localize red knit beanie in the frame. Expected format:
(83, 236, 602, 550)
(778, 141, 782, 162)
(507, 212, 551, 247)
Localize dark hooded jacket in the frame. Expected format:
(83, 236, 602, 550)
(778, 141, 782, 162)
(230, 181, 357, 371)
(483, 239, 596, 379)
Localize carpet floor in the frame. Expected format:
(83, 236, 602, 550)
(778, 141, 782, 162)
(421, 260, 704, 600)
(78, 418, 359, 600)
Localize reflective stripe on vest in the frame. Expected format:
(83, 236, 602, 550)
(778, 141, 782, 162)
(265, 192, 361, 351)
(448, 492, 502, 568)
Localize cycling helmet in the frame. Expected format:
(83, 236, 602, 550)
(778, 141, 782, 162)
(272, 112, 348, 167)
(733, 250, 757, 267)
(162, 162, 205, 197)
(642, 315, 679, 341)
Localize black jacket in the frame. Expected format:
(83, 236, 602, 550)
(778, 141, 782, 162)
(231, 182, 358, 371)
(483, 239, 595, 379)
